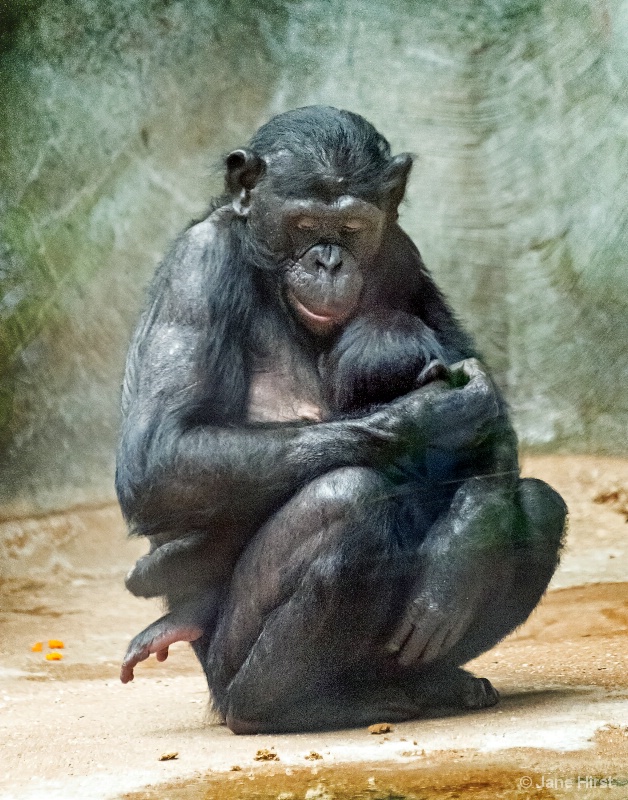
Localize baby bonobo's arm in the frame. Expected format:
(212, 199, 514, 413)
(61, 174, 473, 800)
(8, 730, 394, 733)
(120, 593, 217, 683)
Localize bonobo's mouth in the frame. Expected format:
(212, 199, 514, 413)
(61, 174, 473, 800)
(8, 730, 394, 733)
(287, 291, 350, 334)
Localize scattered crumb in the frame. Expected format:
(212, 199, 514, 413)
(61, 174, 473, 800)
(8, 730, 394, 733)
(230, 765, 242, 772)
(45, 653, 63, 661)
(593, 486, 628, 520)
(304, 751, 323, 761)
(254, 749, 279, 761)
(158, 752, 178, 761)
(31, 642, 43, 652)
(48, 639, 64, 649)
(368, 723, 393, 734)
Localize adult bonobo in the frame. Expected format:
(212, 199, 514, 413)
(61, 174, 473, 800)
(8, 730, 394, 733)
(116, 106, 566, 734)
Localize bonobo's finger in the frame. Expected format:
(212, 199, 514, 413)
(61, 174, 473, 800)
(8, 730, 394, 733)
(401, 618, 448, 667)
(387, 588, 477, 668)
(385, 594, 439, 663)
(418, 610, 473, 665)
(385, 607, 416, 656)
(449, 358, 491, 390)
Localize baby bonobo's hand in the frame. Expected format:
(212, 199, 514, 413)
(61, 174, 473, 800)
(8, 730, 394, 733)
(414, 359, 450, 390)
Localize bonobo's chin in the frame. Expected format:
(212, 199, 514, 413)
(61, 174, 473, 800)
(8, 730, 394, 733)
(287, 291, 353, 336)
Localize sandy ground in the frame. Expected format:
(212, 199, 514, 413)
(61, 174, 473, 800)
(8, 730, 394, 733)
(0, 455, 627, 800)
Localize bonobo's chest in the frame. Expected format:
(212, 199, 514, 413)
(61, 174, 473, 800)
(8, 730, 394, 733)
(247, 350, 327, 423)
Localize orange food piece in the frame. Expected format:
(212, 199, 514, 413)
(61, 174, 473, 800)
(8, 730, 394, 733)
(48, 639, 64, 649)
(45, 652, 63, 661)
(31, 642, 43, 652)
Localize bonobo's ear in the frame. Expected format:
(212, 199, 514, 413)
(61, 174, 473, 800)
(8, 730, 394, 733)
(225, 148, 266, 216)
(383, 153, 413, 214)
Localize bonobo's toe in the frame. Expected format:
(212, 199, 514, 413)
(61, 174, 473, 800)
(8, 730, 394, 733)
(460, 676, 500, 710)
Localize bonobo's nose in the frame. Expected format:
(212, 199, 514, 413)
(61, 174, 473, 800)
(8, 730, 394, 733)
(315, 244, 343, 272)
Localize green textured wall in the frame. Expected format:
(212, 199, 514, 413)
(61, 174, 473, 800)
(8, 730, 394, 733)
(1, 0, 627, 517)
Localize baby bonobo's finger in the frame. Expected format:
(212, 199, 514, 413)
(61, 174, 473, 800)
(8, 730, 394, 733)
(415, 360, 450, 390)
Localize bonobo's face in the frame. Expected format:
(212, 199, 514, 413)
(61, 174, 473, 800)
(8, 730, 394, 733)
(223, 118, 411, 337)
(250, 192, 386, 336)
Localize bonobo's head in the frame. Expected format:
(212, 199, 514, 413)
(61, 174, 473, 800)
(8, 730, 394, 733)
(224, 106, 412, 336)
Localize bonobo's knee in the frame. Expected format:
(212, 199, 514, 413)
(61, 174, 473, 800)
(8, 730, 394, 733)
(296, 467, 394, 576)
(518, 477, 567, 553)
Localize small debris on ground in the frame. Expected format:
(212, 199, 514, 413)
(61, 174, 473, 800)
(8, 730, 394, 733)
(31, 642, 43, 652)
(230, 765, 242, 771)
(45, 652, 63, 661)
(48, 639, 64, 649)
(304, 751, 323, 760)
(255, 749, 280, 761)
(593, 487, 628, 520)
(158, 752, 178, 761)
(368, 723, 393, 734)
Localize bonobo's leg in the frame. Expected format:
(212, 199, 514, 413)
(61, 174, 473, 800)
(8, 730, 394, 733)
(201, 467, 503, 734)
(120, 589, 221, 683)
(387, 476, 567, 671)
(202, 467, 427, 733)
(440, 477, 567, 667)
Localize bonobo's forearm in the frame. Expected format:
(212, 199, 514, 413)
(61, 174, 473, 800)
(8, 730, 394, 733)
(131, 415, 392, 536)
(125, 359, 500, 537)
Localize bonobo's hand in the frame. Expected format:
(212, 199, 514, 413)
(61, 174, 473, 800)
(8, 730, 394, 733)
(372, 358, 501, 455)
(386, 572, 486, 667)
(386, 477, 515, 667)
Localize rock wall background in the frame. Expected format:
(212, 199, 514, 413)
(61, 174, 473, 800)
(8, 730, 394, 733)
(1, 0, 627, 519)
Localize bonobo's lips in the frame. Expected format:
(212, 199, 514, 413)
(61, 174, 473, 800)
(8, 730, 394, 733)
(287, 291, 350, 334)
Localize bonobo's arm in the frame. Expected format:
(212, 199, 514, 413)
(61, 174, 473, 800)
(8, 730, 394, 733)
(116, 213, 500, 545)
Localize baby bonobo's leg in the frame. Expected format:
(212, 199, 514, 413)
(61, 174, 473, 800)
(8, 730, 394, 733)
(120, 592, 219, 683)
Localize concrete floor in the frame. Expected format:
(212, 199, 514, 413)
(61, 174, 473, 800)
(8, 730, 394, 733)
(0, 455, 627, 800)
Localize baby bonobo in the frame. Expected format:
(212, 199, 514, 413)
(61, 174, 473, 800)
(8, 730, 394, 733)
(117, 106, 567, 733)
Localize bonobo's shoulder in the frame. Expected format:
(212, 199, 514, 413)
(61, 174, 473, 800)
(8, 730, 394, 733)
(155, 206, 234, 281)
(180, 205, 234, 252)
(149, 206, 235, 307)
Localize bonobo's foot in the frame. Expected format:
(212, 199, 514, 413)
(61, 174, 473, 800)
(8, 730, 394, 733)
(223, 669, 498, 735)
(120, 596, 218, 683)
(224, 682, 433, 735)
(405, 666, 500, 712)
(459, 675, 500, 710)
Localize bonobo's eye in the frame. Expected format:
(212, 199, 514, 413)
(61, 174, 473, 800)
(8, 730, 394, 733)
(341, 220, 366, 233)
(296, 217, 318, 231)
